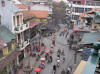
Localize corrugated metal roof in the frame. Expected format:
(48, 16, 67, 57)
(81, 32, 100, 44)
(0, 26, 16, 43)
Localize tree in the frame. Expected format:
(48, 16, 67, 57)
(52, 1, 66, 25)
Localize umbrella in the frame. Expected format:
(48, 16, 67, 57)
(40, 58, 45, 61)
(34, 68, 41, 72)
(44, 50, 50, 53)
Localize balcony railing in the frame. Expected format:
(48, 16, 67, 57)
(14, 24, 29, 33)
(16, 39, 30, 51)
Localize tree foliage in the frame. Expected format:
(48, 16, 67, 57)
(52, 1, 66, 25)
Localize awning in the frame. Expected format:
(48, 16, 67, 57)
(94, 11, 100, 18)
(73, 26, 90, 33)
(82, 48, 91, 61)
(80, 32, 100, 44)
(0, 26, 16, 43)
(0, 51, 21, 71)
(29, 21, 40, 28)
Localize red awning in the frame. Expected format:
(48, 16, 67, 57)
(29, 21, 40, 28)
(0, 51, 21, 71)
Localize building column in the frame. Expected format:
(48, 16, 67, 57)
(15, 15, 17, 26)
(19, 14, 22, 26)
(20, 33, 23, 44)
(17, 56, 19, 65)
(24, 48, 26, 58)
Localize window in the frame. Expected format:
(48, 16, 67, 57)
(75, 7, 84, 13)
(0, 15, 1, 25)
(17, 15, 20, 26)
(1, 1, 5, 7)
(13, 16, 15, 25)
(85, 8, 92, 12)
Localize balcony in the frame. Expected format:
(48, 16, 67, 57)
(14, 24, 29, 33)
(16, 39, 30, 51)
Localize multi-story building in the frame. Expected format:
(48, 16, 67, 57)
(67, 0, 100, 21)
(79, 9, 100, 30)
(19, 0, 49, 5)
(22, 10, 48, 51)
(0, 25, 18, 74)
(0, 0, 30, 65)
(0, 0, 50, 65)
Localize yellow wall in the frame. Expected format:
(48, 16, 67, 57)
(3, 47, 8, 56)
(42, 19, 47, 22)
(92, 24, 99, 29)
(11, 42, 15, 50)
(34, 18, 47, 22)
(34, 19, 40, 21)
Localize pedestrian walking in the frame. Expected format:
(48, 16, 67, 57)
(62, 31, 65, 36)
(70, 34, 74, 41)
(61, 69, 66, 74)
(52, 38, 56, 46)
(66, 66, 72, 74)
(59, 32, 62, 36)
(36, 72, 40, 74)
(53, 64, 56, 74)
(50, 56, 53, 63)
(60, 30, 64, 36)
(57, 58, 60, 68)
(57, 54, 60, 59)
(45, 53, 49, 61)
(62, 55, 65, 62)
(61, 50, 65, 56)
(39, 62, 45, 69)
(48, 56, 51, 63)
(65, 32, 68, 38)
(57, 49, 61, 55)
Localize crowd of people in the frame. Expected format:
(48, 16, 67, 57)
(16, 24, 74, 74)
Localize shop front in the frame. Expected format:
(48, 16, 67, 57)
(25, 45, 31, 57)
(0, 51, 21, 74)
(18, 50, 24, 63)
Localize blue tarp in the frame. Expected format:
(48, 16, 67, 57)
(82, 48, 91, 61)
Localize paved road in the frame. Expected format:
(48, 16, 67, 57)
(18, 24, 81, 74)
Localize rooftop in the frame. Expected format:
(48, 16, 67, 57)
(22, 10, 48, 18)
(15, 4, 28, 9)
(0, 26, 16, 43)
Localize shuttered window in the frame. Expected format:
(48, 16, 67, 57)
(0, 15, 1, 25)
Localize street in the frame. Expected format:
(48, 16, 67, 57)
(18, 24, 81, 74)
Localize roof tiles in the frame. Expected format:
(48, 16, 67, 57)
(22, 10, 48, 19)
(16, 4, 28, 9)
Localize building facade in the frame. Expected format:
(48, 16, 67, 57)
(67, 0, 100, 21)
(0, 25, 19, 74)
(0, 0, 30, 65)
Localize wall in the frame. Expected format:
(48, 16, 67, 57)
(31, 4, 50, 11)
(0, 0, 19, 32)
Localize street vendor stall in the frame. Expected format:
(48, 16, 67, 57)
(73, 26, 90, 41)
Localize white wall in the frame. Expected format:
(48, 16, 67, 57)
(31, 4, 49, 11)
(30, 4, 52, 14)
(0, 0, 19, 32)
